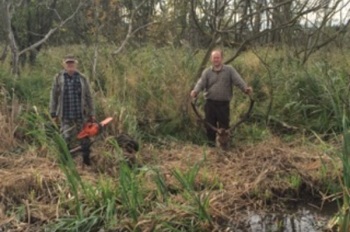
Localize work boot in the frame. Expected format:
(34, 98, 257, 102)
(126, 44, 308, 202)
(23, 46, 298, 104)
(82, 152, 91, 165)
(80, 139, 91, 165)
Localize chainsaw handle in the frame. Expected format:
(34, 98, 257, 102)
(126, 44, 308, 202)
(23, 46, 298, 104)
(87, 116, 96, 123)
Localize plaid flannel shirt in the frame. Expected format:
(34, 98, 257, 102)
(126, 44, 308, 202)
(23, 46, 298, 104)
(62, 72, 83, 120)
(50, 70, 94, 120)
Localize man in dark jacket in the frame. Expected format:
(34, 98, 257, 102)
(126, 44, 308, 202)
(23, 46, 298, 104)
(50, 54, 95, 165)
(190, 49, 252, 146)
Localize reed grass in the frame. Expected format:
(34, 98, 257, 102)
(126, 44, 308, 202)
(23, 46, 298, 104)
(1, 45, 350, 231)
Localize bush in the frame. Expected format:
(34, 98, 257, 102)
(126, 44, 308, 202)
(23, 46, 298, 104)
(0, 69, 51, 107)
(1, 45, 350, 142)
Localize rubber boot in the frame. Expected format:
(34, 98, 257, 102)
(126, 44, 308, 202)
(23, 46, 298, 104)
(80, 139, 91, 165)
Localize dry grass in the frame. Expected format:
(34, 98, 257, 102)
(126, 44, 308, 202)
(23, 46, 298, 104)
(0, 87, 23, 151)
(142, 137, 336, 203)
(0, 135, 339, 231)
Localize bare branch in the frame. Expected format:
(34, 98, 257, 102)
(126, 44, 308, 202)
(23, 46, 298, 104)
(190, 0, 211, 37)
(300, 0, 346, 63)
(111, 0, 150, 55)
(18, 1, 85, 56)
(216, 0, 309, 33)
(224, 1, 323, 63)
(18, 29, 57, 56)
(112, 21, 133, 55)
(301, 19, 350, 63)
(46, 0, 62, 22)
(224, 39, 250, 64)
(15, 0, 25, 8)
(192, 34, 220, 82)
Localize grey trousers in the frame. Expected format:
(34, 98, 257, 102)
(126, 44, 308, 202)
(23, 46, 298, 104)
(60, 119, 84, 147)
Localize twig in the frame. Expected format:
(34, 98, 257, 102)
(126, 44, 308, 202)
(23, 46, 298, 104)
(18, 1, 85, 56)
(112, 0, 150, 55)
(24, 199, 30, 228)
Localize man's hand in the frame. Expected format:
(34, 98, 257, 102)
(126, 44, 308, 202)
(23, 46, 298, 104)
(244, 87, 253, 95)
(51, 113, 59, 124)
(52, 117, 58, 124)
(190, 90, 197, 98)
(88, 115, 96, 122)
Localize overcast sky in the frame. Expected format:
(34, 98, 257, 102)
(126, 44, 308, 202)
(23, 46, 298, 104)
(302, 0, 350, 26)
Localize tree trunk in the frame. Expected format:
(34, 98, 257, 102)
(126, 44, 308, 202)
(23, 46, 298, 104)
(253, 0, 263, 44)
(239, 0, 250, 43)
(3, 0, 83, 76)
(271, 0, 281, 44)
(0, 44, 8, 64)
(4, 1, 20, 75)
(10, 49, 20, 76)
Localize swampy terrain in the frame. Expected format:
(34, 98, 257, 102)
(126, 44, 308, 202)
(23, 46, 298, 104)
(0, 135, 342, 231)
(1, 43, 350, 231)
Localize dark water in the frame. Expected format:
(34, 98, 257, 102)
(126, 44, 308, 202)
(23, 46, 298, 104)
(228, 207, 334, 232)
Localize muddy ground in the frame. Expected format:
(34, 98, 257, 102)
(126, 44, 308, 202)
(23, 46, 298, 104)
(0, 136, 341, 231)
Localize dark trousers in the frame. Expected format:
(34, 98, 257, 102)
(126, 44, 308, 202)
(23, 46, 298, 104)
(61, 119, 91, 165)
(204, 100, 230, 143)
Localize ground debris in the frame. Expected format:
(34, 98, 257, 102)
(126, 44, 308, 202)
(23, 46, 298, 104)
(0, 136, 339, 231)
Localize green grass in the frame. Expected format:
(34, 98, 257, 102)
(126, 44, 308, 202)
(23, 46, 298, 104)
(2, 45, 350, 141)
(288, 174, 302, 190)
(2, 45, 350, 230)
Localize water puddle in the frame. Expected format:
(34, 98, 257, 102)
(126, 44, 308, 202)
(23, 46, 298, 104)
(227, 207, 334, 232)
(248, 208, 328, 232)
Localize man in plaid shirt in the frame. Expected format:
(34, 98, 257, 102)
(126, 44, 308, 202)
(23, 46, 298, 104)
(50, 54, 95, 165)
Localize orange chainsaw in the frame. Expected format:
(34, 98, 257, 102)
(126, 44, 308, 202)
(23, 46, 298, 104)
(69, 117, 113, 153)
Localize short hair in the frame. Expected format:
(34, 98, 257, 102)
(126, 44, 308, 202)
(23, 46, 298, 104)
(211, 49, 224, 57)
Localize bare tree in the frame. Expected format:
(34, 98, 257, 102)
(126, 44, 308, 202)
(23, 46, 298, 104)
(189, 0, 342, 81)
(112, 0, 155, 55)
(296, 0, 350, 63)
(2, 0, 85, 75)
